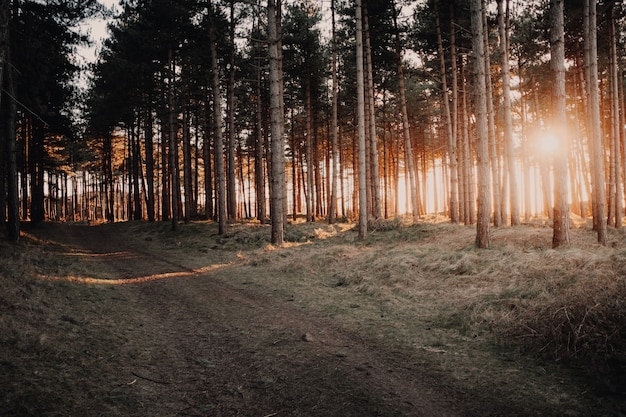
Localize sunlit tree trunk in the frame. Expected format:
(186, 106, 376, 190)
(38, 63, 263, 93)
(227, 0, 237, 221)
(482, 2, 500, 227)
(254, 17, 265, 224)
(435, 5, 458, 224)
(363, 5, 381, 220)
(518, 57, 531, 222)
(268, 0, 286, 244)
(392, 0, 418, 219)
(461, 60, 474, 224)
(356, 0, 367, 238)
(329, 0, 339, 225)
(551, 0, 570, 248)
(609, 2, 621, 229)
(470, 0, 491, 248)
(450, 3, 463, 224)
(497, 0, 519, 226)
(584, 0, 607, 244)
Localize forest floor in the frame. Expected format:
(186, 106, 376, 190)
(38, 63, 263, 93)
(1, 218, 626, 416)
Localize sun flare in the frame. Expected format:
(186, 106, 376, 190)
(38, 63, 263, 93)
(535, 132, 561, 156)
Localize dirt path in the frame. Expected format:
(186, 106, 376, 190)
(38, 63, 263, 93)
(48, 224, 492, 417)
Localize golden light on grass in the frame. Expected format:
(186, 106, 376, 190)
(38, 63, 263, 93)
(36, 263, 233, 285)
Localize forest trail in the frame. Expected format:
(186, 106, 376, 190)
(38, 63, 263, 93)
(49, 224, 473, 417)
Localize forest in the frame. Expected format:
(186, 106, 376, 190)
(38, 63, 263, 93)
(0, 0, 625, 247)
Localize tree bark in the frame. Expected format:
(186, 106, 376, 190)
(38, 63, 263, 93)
(497, 0, 519, 226)
(470, 0, 491, 248)
(435, 4, 458, 224)
(145, 101, 155, 222)
(329, 0, 338, 225)
(209, 4, 226, 235)
(226, 0, 237, 221)
(356, 0, 367, 238)
(584, 0, 607, 244)
(550, 0, 570, 248)
(609, 1, 621, 229)
(363, 4, 381, 220)
(268, 0, 286, 245)
(4, 43, 19, 240)
(167, 48, 180, 231)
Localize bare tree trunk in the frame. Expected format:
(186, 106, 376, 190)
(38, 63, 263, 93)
(584, 0, 607, 244)
(167, 48, 180, 231)
(268, 0, 286, 244)
(450, 3, 463, 224)
(227, 0, 237, 221)
(254, 20, 266, 224)
(145, 102, 155, 222)
(551, 0, 570, 248)
(470, 0, 491, 248)
(209, 5, 226, 235)
(182, 102, 194, 223)
(609, 2, 622, 229)
(305, 74, 314, 222)
(482, 2, 500, 227)
(435, 5, 458, 224)
(497, 0, 519, 226)
(391, 4, 418, 219)
(329, 0, 338, 225)
(4, 44, 19, 241)
(363, 5, 381, 220)
(356, 0, 367, 238)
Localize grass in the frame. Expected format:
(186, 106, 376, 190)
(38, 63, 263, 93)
(2, 217, 626, 415)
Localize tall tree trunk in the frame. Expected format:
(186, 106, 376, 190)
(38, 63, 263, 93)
(435, 4, 458, 224)
(203, 112, 213, 219)
(461, 60, 474, 224)
(160, 80, 170, 221)
(363, 4, 381, 220)
(167, 48, 180, 230)
(209, 5, 226, 235)
(470, 0, 491, 248)
(4, 44, 19, 240)
(481, 3, 500, 227)
(518, 57, 531, 222)
(450, 3, 463, 224)
(268, 0, 286, 244)
(356, 0, 367, 238)
(497, 0, 519, 226)
(584, 0, 607, 244)
(132, 121, 142, 220)
(255, 42, 266, 224)
(329, 0, 339, 225)
(226, 0, 237, 221)
(609, 1, 621, 229)
(144, 102, 155, 222)
(392, 0, 418, 219)
(305, 73, 314, 222)
(182, 102, 194, 223)
(30, 120, 45, 224)
(551, 0, 570, 248)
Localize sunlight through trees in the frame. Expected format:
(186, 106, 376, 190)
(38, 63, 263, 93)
(1, 0, 625, 248)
